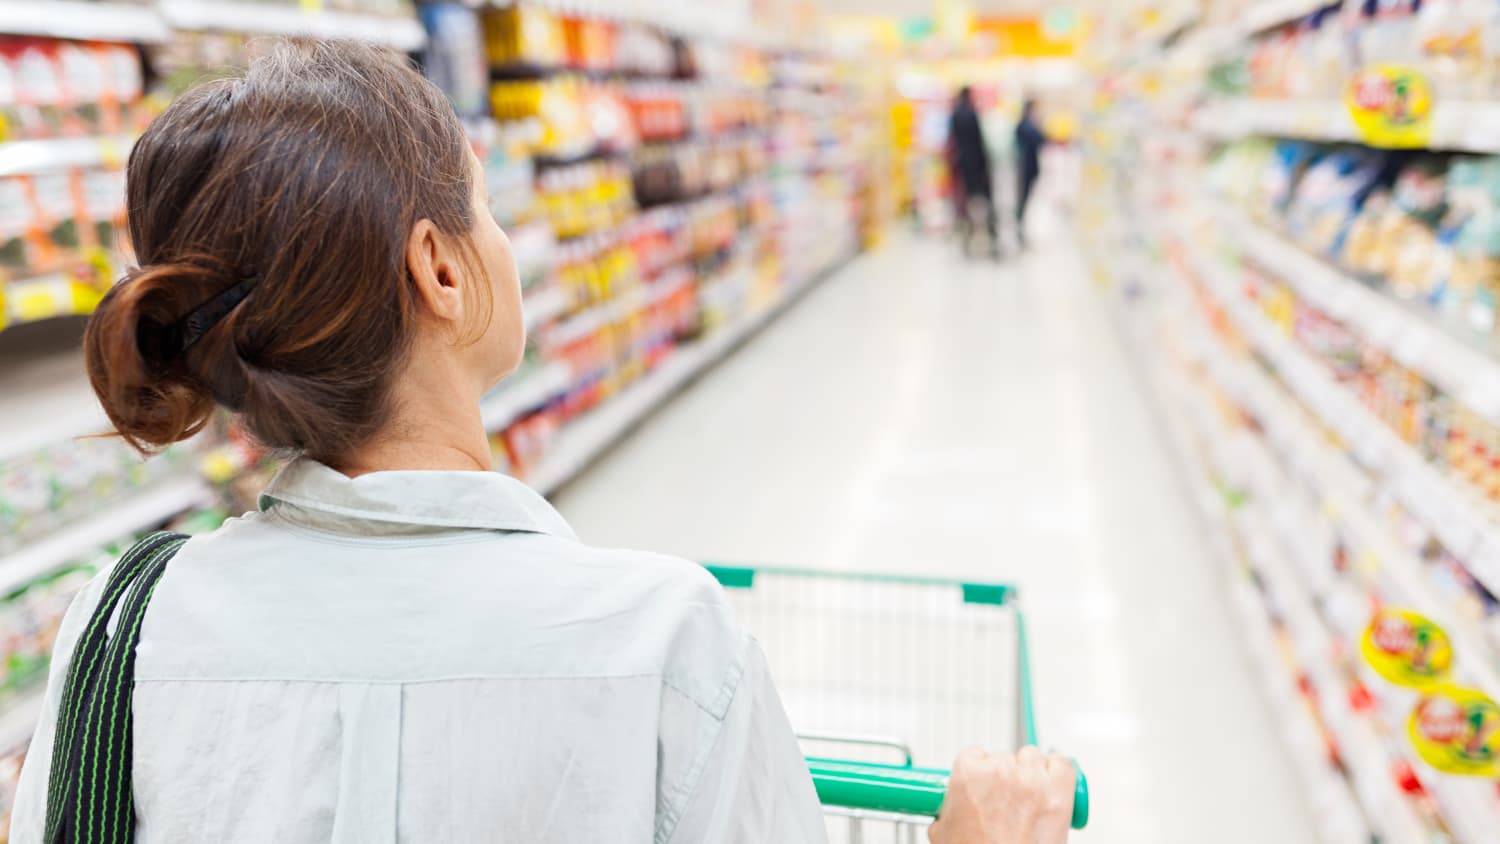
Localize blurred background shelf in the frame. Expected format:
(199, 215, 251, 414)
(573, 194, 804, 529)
(527, 253, 846, 496)
(0, 476, 211, 597)
(0, 690, 44, 754)
(1195, 100, 1500, 154)
(158, 0, 426, 49)
(0, 135, 135, 178)
(0, 1, 170, 43)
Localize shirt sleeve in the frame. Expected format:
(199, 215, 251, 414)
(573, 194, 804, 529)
(9, 568, 113, 844)
(657, 635, 826, 844)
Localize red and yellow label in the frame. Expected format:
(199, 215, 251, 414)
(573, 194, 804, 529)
(1345, 65, 1434, 148)
(1361, 608, 1452, 688)
(1408, 685, 1500, 777)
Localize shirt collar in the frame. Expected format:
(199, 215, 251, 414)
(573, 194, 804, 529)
(258, 458, 577, 539)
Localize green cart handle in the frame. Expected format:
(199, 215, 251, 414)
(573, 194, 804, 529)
(808, 757, 1090, 830)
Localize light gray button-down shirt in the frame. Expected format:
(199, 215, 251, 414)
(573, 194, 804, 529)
(11, 459, 825, 842)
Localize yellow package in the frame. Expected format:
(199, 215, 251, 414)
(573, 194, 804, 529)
(1361, 607, 1453, 689)
(1407, 684, 1500, 777)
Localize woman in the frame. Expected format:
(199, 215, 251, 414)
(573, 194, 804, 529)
(946, 85, 1000, 259)
(11, 42, 1075, 842)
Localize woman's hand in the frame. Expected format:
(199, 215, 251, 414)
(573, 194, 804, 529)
(928, 747, 1076, 844)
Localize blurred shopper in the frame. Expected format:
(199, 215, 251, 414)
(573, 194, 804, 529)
(10, 41, 1077, 843)
(1014, 98, 1049, 248)
(947, 85, 1000, 259)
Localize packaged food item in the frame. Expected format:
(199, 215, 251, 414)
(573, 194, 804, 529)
(483, 4, 566, 69)
(1285, 148, 1383, 258)
(28, 169, 81, 262)
(420, 3, 488, 119)
(0, 178, 32, 272)
(8, 39, 64, 140)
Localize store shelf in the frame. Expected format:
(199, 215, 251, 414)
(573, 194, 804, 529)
(1195, 99, 1500, 153)
(1212, 203, 1500, 424)
(499, 241, 722, 435)
(0, 349, 110, 465)
(522, 287, 569, 331)
(1116, 253, 1494, 838)
(0, 476, 210, 597)
(0, 0, 170, 43)
(1226, 577, 1374, 844)
(0, 135, 135, 178)
(1114, 284, 1379, 844)
(1169, 283, 1500, 838)
(1238, 507, 1432, 844)
(480, 360, 571, 433)
(158, 0, 426, 50)
(4, 272, 109, 328)
(1240, 0, 1328, 34)
(529, 253, 847, 495)
(0, 688, 44, 752)
(1173, 234, 1500, 696)
(1189, 209, 1500, 590)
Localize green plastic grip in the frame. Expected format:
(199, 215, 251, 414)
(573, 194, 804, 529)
(1071, 762, 1089, 830)
(807, 757, 1090, 830)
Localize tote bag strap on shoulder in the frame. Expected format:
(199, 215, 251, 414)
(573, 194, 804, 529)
(44, 530, 188, 844)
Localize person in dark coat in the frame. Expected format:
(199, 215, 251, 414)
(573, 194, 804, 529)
(1014, 98, 1047, 248)
(947, 86, 999, 258)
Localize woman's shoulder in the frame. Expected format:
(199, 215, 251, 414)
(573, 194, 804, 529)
(559, 545, 750, 711)
(566, 544, 727, 600)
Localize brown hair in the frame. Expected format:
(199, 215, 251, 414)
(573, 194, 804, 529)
(85, 40, 481, 464)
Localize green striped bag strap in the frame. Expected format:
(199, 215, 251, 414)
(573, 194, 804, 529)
(43, 530, 188, 844)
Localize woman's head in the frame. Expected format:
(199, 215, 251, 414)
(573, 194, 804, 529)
(86, 40, 523, 466)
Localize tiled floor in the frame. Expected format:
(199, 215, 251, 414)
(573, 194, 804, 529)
(553, 230, 1318, 843)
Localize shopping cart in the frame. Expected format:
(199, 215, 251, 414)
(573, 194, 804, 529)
(704, 563, 1090, 842)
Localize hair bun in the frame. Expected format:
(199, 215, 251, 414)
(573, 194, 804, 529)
(84, 259, 230, 452)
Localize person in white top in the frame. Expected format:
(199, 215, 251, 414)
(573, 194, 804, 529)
(11, 41, 1075, 843)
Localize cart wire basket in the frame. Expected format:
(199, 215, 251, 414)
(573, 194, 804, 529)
(704, 563, 1090, 842)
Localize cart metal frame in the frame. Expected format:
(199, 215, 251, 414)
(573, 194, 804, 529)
(704, 563, 1089, 837)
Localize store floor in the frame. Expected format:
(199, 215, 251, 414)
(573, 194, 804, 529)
(553, 227, 1318, 843)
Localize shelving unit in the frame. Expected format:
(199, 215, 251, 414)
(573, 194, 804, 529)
(1099, 252, 1378, 844)
(527, 254, 846, 496)
(1182, 239, 1500, 692)
(1170, 239, 1500, 838)
(0, 690, 45, 753)
(0, 0, 171, 43)
(1182, 219, 1500, 587)
(1214, 204, 1500, 419)
(480, 361, 572, 433)
(1195, 100, 1500, 154)
(0, 135, 136, 179)
(0, 477, 211, 596)
(0, 347, 109, 465)
(158, 0, 425, 49)
(1092, 221, 1500, 838)
(1185, 1, 1334, 56)
(1085, 0, 1500, 829)
(522, 286, 570, 332)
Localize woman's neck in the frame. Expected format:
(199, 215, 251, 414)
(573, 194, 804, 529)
(336, 435, 491, 476)
(333, 363, 494, 477)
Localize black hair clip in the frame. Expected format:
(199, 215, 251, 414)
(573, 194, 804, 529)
(174, 275, 258, 356)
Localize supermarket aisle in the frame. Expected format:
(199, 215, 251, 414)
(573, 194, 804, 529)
(553, 233, 1317, 843)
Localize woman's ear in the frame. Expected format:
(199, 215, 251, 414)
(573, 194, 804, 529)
(406, 218, 465, 325)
